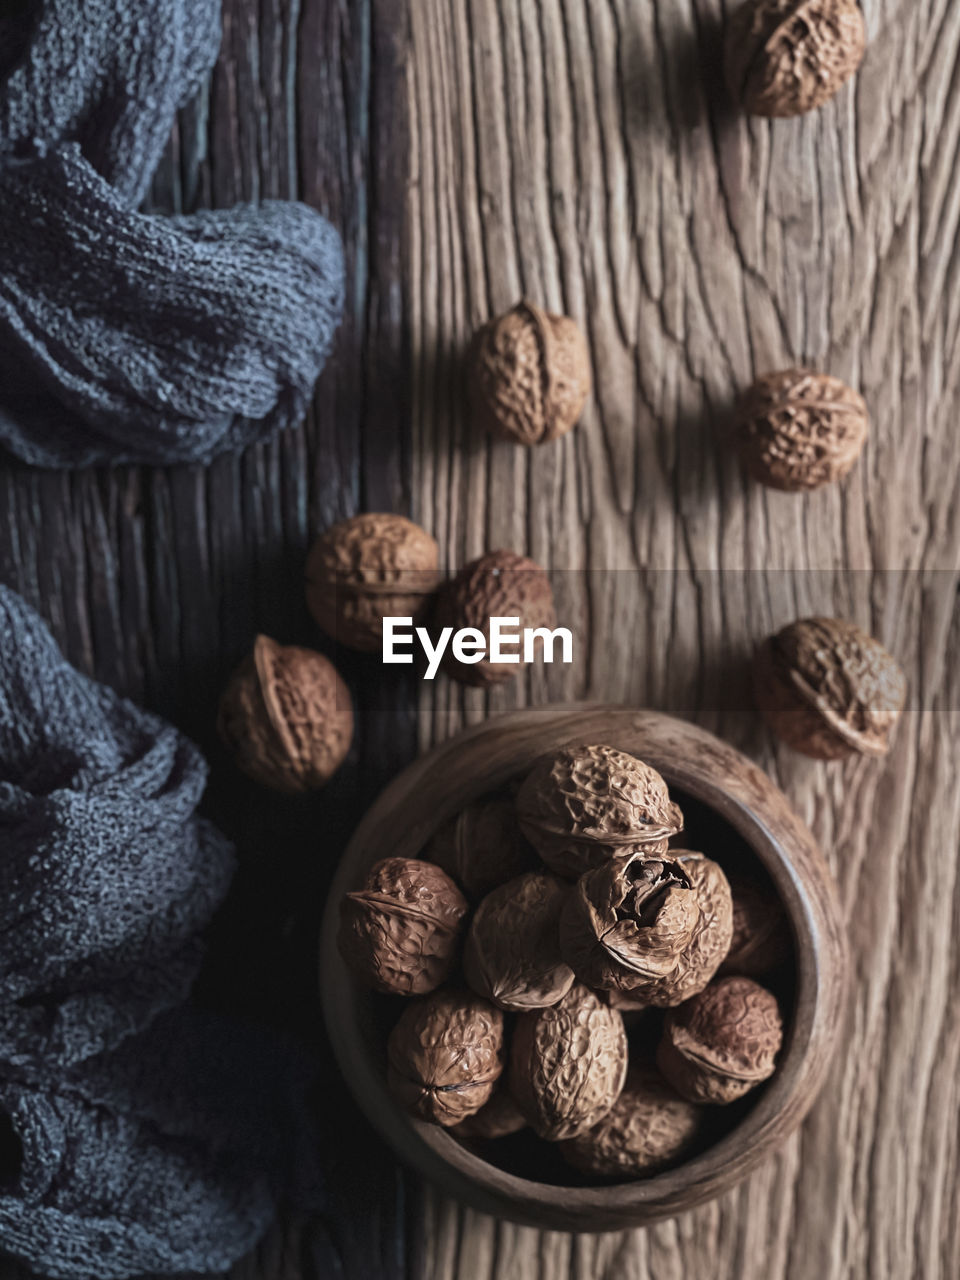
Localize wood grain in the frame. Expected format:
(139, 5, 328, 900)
(1, 0, 959, 1277)
(0, 1, 418, 1277)
(406, 2, 960, 1279)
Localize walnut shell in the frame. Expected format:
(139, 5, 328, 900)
(470, 299, 591, 445)
(452, 1086, 526, 1140)
(424, 795, 538, 899)
(630, 853, 734, 1008)
(559, 855, 699, 992)
(387, 989, 505, 1126)
(735, 369, 868, 492)
(305, 513, 440, 652)
(217, 635, 353, 793)
(720, 874, 791, 977)
(431, 550, 557, 687)
(558, 1065, 701, 1178)
(516, 745, 684, 879)
(725, 0, 866, 119)
(508, 982, 628, 1141)
(657, 976, 783, 1105)
(597, 989, 650, 1015)
(754, 617, 906, 759)
(463, 872, 576, 1011)
(337, 857, 468, 995)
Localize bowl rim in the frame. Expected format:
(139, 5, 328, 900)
(319, 703, 847, 1227)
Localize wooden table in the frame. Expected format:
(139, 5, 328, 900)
(2, 2, 959, 1278)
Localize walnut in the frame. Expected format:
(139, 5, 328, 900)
(337, 858, 467, 995)
(452, 1086, 526, 1140)
(387, 989, 504, 1126)
(559, 855, 699, 993)
(657, 976, 783, 1105)
(559, 1066, 701, 1178)
(463, 872, 575, 1011)
(720, 874, 791, 977)
(217, 635, 353, 792)
(469, 300, 591, 445)
(597, 989, 650, 1015)
(754, 617, 906, 759)
(424, 795, 538, 899)
(431, 550, 557, 687)
(508, 983, 628, 1141)
(305, 513, 440, 652)
(735, 369, 868, 492)
(637, 853, 734, 1007)
(725, 0, 866, 118)
(516, 745, 684, 879)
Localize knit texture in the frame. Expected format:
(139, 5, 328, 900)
(0, 585, 317, 1277)
(0, 0, 344, 467)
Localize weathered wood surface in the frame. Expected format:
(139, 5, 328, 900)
(408, 2, 960, 1279)
(1, 0, 959, 1278)
(0, 1, 416, 1277)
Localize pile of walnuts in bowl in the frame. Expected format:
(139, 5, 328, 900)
(336, 743, 790, 1180)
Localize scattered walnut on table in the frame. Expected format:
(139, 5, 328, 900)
(469, 299, 591, 446)
(725, 0, 867, 119)
(305, 512, 440, 652)
(754, 616, 906, 759)
(430, 549, 557, 687)
(734, 369, 869, 492)
(217, 634, 352, 793)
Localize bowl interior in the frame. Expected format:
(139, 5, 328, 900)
(348, 773, 800, 1191)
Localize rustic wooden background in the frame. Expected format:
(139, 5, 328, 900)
(2, 1, 959, 1278)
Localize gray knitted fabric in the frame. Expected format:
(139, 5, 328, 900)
(0, 584, 317, 1277)
(0, 0, 344, 467)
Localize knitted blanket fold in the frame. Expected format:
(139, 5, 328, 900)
(0, 584, 317, 1278)
(0, 0, 345, 467)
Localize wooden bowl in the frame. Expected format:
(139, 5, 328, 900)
(319, 704, 848, 1231)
